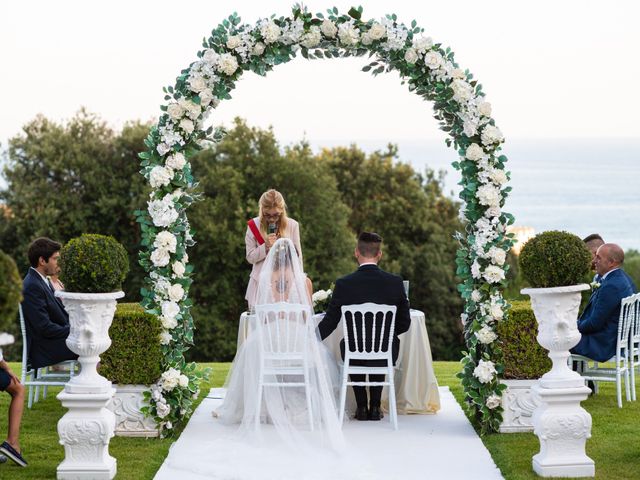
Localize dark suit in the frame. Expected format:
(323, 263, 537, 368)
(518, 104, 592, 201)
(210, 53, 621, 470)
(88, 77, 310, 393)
(571, 268, 637, 362)
(317, 264, 411, 408)
(21, 268, 77, 369)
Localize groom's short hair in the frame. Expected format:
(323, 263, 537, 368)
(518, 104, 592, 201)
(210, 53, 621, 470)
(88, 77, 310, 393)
(28, 237, 62, 267)
(357, 232, 382, 257)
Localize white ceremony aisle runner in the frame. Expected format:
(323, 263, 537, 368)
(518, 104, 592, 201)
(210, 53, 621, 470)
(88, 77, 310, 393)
(154, 386, 503, 480)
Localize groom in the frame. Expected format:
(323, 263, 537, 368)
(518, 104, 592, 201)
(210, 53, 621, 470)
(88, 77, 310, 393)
(317, 232, 411, 421)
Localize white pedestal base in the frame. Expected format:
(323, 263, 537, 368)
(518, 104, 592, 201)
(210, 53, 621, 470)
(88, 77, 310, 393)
(531, 384, 594, 478)
(499, 379, 541, 433)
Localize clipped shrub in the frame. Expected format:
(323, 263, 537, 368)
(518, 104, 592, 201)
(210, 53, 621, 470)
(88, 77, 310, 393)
(0, 250, 22, 333)
(99, 303, 162, 385)
(519, 230, 591, 288)
(496, 300, 551, 379)
(60, 233, 129, 293)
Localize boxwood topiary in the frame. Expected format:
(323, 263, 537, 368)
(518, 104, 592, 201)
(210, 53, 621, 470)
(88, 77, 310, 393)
(519, 230, 591, 288)
(99, 303, 162, 385)
(0, 249, 22, 333)
(60, 234, 129, 293)
(496, 300, 551, 379)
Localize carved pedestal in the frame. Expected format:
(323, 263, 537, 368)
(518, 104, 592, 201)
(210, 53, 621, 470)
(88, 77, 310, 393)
(522, 285, 594, 478)
(499, 379, 541, 433)
(108, 385, 159, 437)
(55, 291, 124, 480)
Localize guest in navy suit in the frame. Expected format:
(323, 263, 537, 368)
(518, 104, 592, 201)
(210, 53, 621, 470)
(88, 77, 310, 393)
(21, 238, 77, 370)
(317, 232, 411, 421)
(571, 243, 637, 362)
(582, 233, 605, 279)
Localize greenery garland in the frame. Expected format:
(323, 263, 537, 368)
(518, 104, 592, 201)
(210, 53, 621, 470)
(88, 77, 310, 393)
(137, 4, 513, 435)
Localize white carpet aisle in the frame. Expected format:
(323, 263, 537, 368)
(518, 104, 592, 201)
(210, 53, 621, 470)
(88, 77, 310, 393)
(154, 386, 503, 480)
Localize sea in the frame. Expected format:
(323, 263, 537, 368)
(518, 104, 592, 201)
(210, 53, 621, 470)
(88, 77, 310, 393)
(307, 138, 640, 251)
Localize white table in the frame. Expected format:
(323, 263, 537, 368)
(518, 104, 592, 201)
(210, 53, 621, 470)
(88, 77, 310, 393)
(237, 309, 440, 415)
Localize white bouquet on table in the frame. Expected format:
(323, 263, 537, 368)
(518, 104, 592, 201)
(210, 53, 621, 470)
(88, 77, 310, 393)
(312, 286, 333, 313)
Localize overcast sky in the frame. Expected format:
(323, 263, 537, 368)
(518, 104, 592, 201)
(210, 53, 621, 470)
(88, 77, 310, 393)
(2, 0, 639, 149)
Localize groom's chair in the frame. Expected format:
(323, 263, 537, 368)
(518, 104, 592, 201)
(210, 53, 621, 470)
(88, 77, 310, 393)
(254, 302, 315, 431)
(339, 303, 398, 430)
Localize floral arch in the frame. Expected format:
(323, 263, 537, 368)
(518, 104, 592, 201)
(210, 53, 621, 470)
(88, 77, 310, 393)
(136, 4, 514, 435)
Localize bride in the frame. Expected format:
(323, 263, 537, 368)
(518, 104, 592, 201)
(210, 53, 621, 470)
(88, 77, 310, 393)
(215, 238, 344, 448)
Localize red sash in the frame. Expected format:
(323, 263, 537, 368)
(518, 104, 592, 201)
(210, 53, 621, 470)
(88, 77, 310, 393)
(247, 219, 265, 245)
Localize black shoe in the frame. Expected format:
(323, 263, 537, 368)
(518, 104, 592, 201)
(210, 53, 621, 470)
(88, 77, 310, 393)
(354, 406, 369, 421)
(0, 441, 27, 467)
(368, 406, 384, 421)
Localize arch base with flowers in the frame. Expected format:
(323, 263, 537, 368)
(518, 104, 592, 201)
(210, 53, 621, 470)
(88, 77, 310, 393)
(136, 4, 514, 436)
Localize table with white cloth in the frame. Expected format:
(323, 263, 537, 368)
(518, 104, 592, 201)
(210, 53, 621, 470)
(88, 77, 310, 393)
(237, 308, 440, 415)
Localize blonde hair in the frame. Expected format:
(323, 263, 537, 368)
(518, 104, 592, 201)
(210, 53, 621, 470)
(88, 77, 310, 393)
(258, 189, 289, 238)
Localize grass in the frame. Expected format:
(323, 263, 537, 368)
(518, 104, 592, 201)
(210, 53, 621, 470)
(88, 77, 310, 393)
(1, 361, 638, 479)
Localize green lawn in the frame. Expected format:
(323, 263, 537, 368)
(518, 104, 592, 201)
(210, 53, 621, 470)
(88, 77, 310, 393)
(1, 361, 638, 479)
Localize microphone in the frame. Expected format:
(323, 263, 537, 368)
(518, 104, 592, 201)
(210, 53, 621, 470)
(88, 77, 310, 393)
(268, 223, 276, 235)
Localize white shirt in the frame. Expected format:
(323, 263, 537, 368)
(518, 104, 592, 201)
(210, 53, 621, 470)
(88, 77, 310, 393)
(30, 266, 53, 290)
(358, 262, 379, 267)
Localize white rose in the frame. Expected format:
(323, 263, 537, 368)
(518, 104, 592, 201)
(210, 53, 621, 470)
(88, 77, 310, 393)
(483, 265, 505, 284)
(165, 421, 173, 429)
(360, 32, 373, 45)
(179, 118, 194, 135)
(338, 22, 360, 46)
(154, 231, 177, 252)
(489, 169, 508, 186)
(478, 101, 492, 117)
(471, 290, 482, 302)
(481, 125, 504, 146)
(161, 315, 178, 330)
(424, 51, 443, 70)
(159, 331, 172, 345)
(465, 143, 484, 161)
(188, 75, 207, 93)
(161, 368, 181, 391)
(260, 20, 281, 44)
(477, 184, 501, 208)
(226, 35, 242, 49)
(202, 49, 219, 65)
(156, 143, 170, 156)
(404, 48, 419, 64)
(252, 42, 266, 56)
(150, 248, 171, 267)
(473, 359, 497, 384)
(486, 393, 501, 409)
(198, 88, 214, 106)
(149, 166, 173, 188)
(156, 401, 170, 418)
(475, 325, 498, 344)
(166, 152, 186, 171)
(368, 22, 386, 40)
(321, 19, 338, 38)
(179, 374, 189, 388)
(412, 36, 433, 54)
(451, 79, 474, 102)
(490, 303, 504, 321)
(488, 246, 506, 266)
(217, 53, 239, 76)
(148, 198, 178, 228)
(172, 261, 186, 278)
(463, 119, 478, 137)
(168, 283, 185, 302)
(178, 98, 202, 120)
(167, 103, 184, 121)
(450, 68, 466, 80)
(300, 26, 321, 48)
(471, 260, 481, 279)
(162, 301, 180, 319)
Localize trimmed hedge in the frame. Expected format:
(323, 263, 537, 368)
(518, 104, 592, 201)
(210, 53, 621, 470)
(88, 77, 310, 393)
(496, 300, 551, 379)
(519, 230, 591, 288)
(60, 233, 129, 293)
(0, 250, 22, 333)
(99, 303, 162, 385)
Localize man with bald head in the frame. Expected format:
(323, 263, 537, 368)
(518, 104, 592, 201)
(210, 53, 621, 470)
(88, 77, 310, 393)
(571, 243, 637, 362)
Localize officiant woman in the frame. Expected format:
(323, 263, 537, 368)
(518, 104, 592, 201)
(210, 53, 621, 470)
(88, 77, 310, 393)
(244, 189, 303, 309)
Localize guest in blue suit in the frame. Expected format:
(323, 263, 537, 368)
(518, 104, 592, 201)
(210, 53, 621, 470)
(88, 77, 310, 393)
(21, 238, 77, 370)
(571, 243, 637, 362)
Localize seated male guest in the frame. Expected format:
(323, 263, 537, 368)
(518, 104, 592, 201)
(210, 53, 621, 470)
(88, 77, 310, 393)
(571, 243, 637, 362)
(317, 232, 411, 421)
(21, 238, 77, 370)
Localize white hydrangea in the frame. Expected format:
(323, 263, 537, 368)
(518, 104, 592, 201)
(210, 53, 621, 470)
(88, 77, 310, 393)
(487, 246, 506, 266)
(463, 118, 479, 137)
(451, 79, 474, 103)
(412, 35, 433, 54)
(148, 196, 179, 228)
(481, 125, 504, 146)
(486, 393, 501, 409)
(154, 231, 177, 252)
(161, 315, 178, 330)
(475, 325, 498, 344)
(217, 53, 238, 76)
(404, 48, 419, 64)
(168, 283, 185, 302)
(162, 301, 180, 319)
(476, 184, 501, 208)
(280, 18, 305, 45)
(166, 152, 186, 171)
(338, 21, 360, 46)
(424, 51, 444, 70)
(473, 359, 497, 384)
(382, 18, 408, 50)
(471, 260, 481, 279)
(483, 265, 505, 284)
(156, 400, 170, 418)
(260, 19, 281, 44)
(368, 22, 386, 40)
(300, 26, 321, 48)
(160, 368, 181, 391)
(320, 19, 338, 38)
(159, 331, 172, 345)
(154, 276, 171, 296)
(460, 313, 468, 326)
(471, 289, 482, 302)
(156, 143, 170, 156)
(172, 261, 186, 278)
(150, 248, 171, 267)
(465, 143, 484, 161)
(226, 35, 243, 50)
(149, 166, 173, 188)
(202, 49, 219, 66)
(167, 103, 184, 121)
